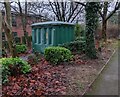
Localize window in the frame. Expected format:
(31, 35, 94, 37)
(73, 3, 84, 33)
(12, 15, 17, 27)
(2, 32, 5, 37)
(2, 32, 5, 40)
(12, 32, 17, 37)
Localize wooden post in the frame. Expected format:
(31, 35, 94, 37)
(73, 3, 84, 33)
(37, 28, 39, 44)
(46, 28, 49, 45)
(52, 28, 55, 45)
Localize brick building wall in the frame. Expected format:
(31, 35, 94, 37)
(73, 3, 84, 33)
(2, 11, 49, 40)
(11, 15, 32, 37)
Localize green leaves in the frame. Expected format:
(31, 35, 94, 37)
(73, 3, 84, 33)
(16, 44, 27, 54)
(75, 24, 85, 38)
(2, 65, 10, 84)
(1, 57, 31, 84)
(44, 47, 73, 65)
(60, 39, 86, 53)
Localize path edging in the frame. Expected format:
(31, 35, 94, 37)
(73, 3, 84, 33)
(82, 48, 117, 96)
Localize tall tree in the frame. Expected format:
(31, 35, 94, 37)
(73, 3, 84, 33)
(27, 1, 49, 21)
(12, 1, 47, 45)
(108, 12, 118, 25)
(0, 11, 1, 31)
(49, 1, 84, 22)
(118, 8, 120, 39)
(0, 11, 2, 52)
(2, 0, 17, 57)
(11, 0, 29, 45)
(76, 2, 120, 42)
(99, 2, 120, 42)
(85, 2, 100, 59)
(17, 0, 28, 45)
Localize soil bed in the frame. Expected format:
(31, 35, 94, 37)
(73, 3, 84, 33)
(2, 39, 118, 96)
(64, 39, 117, 95)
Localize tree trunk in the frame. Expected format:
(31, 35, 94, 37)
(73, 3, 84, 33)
(118, 9, 120, 38)
(85, 2, 100, 59)
(18, 1, 28, 46)
(24, 1, 28, 46)
(100, 2, 120, 42)
(102, 19, 107, 42)
(2, 20, 17, 57)
(3, 1, 17, 57)
(0, 11, 2, 32)
(0, 11, 2, 52)
(101, 2, 108, 42)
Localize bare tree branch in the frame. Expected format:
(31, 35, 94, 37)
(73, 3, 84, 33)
(106, 2, 120, 20)
(71, 6, 84, 22)
(75, 2, 86, 7)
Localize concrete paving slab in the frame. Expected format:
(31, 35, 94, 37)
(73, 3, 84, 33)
(86, 50, 118, 95)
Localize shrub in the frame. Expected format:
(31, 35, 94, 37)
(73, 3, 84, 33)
(44, 47, 73, 65)
(60, 40, 86, 53)
(16, 44, 27, 54)
(75, 36, 85, 41)
(1, 65, 10, 84)
(75, 24, 85, 38)
(80, 30, 85, 37)
(75, 24, 81, 37)
(0, 57, 31, 84)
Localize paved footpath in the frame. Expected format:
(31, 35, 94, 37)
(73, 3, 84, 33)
(86, 49, 118, 95)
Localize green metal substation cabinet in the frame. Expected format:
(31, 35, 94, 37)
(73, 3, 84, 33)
(31, 21, 75, 53)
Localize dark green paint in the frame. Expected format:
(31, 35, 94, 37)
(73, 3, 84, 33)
(31, 21, 75, 53)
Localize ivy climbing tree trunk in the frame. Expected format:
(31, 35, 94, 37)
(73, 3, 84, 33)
(3, 0, 17, 57)
(85, 2, 100, 59)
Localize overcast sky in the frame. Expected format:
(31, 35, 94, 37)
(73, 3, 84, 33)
(0, 0, 119, 2)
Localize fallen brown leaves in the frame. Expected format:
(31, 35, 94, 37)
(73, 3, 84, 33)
(2, 39, 117, 96)
(2, 58, 67, 96)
